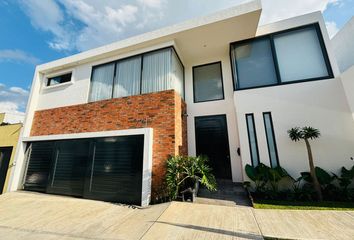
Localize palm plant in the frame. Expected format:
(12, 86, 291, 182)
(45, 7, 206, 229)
(288, 126, 323, 201)
(166, 155, 217, 200)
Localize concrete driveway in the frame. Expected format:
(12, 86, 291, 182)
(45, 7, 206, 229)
(0, 192, 262, 240)
(0, 191, 168, 240)
(0, 191, 353, 240)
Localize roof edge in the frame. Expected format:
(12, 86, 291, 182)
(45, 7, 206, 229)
(37, 0, 261, 72)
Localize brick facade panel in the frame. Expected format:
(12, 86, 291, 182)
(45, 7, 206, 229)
(31, 90, 187, 199)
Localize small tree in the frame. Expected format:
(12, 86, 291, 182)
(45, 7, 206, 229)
(288, 126, 323, 201)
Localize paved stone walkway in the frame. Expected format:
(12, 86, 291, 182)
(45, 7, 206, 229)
(0, 191, 353, 240)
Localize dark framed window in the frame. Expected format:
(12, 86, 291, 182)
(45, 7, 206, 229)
(263, 112, 279, 168)
(47, 73, 72, 86)
(89, 46, 184, 103)
(230, 23, 333, 90)
(231, 37, 278, 89)
(192, 62, 224, 103)
(245, 113, 259, 167)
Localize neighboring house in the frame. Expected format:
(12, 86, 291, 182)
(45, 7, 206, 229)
(332, 17, 354, 120)
(7, 0, 354, 206)
(332, 16, 354, 73)
(0, 113, 23, 194)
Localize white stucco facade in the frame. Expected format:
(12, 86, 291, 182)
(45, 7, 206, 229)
(235, 78, 354, 179)
(8, 0, 354, 194)
(332, 17, 354, 121)
(341, 66, 354, 120)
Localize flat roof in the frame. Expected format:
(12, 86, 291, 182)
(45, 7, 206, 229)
(38, 0, 262, 72)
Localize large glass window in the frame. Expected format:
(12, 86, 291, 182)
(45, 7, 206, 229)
(89, 47, 184, 102)
(89, 63, 115, 102)
(142, 48, 171, 94)
(263, 112, 279, 168)
(230, 24, 332, 90)
(246, 114, 259, 167)
(273, 26, 329, 82)
(193, 62, 224, 102)
(113, 56, 141, 98)
(171, 50, 184, 98)
(231, 38, 277, 89)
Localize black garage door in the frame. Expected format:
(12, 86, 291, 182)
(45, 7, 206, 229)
(24, 135, 144, 205)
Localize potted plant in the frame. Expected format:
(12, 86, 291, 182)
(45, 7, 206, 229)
(166, 155, 217, 202)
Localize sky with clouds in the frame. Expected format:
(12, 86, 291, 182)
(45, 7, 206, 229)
(0, 0, 353, 114)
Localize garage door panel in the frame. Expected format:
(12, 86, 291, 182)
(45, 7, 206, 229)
(47, 140, 90, 197)
(84, 135, 144, 205)
(24, 142, 54, 192)
(24, 135, 145, 205)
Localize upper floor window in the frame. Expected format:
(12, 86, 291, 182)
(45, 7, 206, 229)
(193, 62, 224, 103)
(47, 73, 72, 86)
(230, 24, 333, 90)
(231, 38, 277, 89)
(88, 47, 184, 102)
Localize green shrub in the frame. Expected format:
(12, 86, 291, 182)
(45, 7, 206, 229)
(244, 163, 291, 199)
(245, 163, 354, 202)
(166, 155, 217, 200)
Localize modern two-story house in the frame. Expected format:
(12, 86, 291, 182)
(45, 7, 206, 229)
(8, 0, 354, 206)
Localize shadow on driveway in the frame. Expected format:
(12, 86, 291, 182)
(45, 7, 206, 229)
(155, 221, 263, 239)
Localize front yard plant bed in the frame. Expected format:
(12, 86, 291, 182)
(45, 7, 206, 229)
(252, 199, 354, 210)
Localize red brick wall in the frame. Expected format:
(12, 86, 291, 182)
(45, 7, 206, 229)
(31, 90, 187, 198)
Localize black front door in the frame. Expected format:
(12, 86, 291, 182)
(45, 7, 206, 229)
(0, 147, 13, 194)
(195, 115, 232, 179)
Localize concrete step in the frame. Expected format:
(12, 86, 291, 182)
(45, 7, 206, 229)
(196, 180, 251, 207)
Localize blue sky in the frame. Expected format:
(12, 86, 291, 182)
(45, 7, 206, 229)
(0, 0, 353, 114)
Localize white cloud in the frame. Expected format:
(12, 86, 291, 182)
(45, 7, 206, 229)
(20, 0, 342, 52)
(20, 0, 72, 51)
(138, 0, 164, 8)
(0, 102, 23, 114)
(19, 0, 168, 51)
(105, 5, 139, 27)
(325, 21, 339, 38)
(0, 85, 29, 115)
(0, 49, 40, 65)
(60, 1, 142, 51)
(260, 0, 342, 24)
(9, 87, 29, 96)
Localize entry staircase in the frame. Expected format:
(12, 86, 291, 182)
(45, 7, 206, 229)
(196, 179, 251, 207)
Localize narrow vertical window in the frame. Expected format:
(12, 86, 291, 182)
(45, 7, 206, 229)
(263, 112, 279, 168)
(245, 114, 259, 166)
